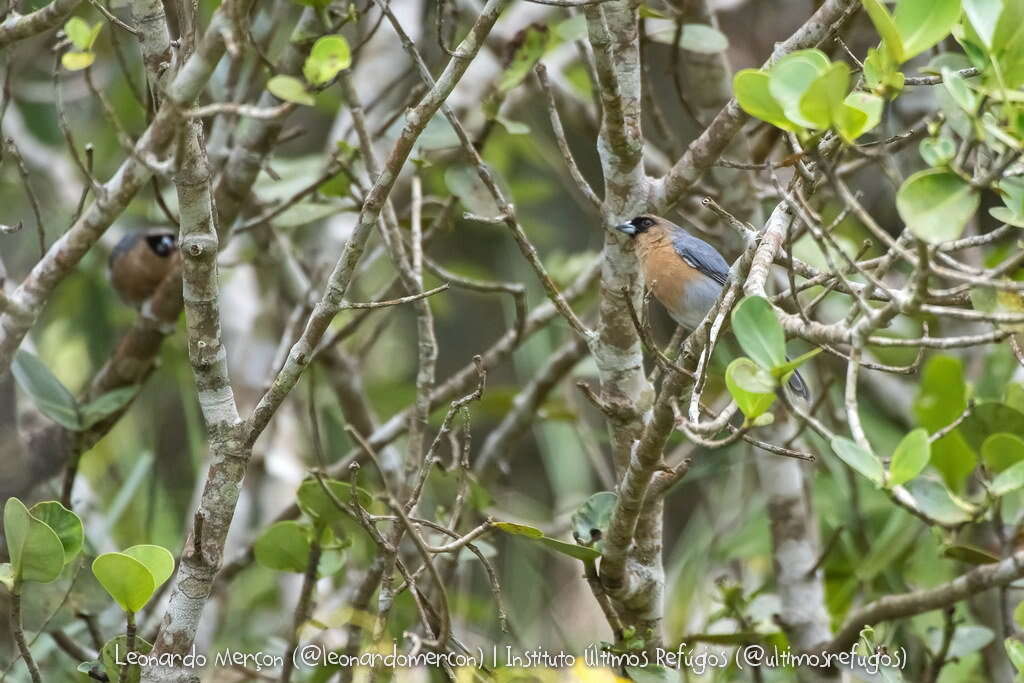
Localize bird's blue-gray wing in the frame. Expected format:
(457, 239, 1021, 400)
(670, 230, 731, 286)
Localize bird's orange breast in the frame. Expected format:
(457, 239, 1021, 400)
(636, 236, 702, 319)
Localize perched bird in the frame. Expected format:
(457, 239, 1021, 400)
(109, 229, 180, 307)
(615, 214, 809, 399)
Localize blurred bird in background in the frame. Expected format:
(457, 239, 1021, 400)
(108, 229, 179, 307)
(615, 214, 809, 399)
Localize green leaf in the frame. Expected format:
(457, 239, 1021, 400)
(677, 24, 729, 53)
(831, 437, 885, 486)
(861, 0, 905, 62)
(733, 69, 797, 131)
(731, 296, 786, 370)
(537, 537, 601, 561)
(1007, 637, 1024, 674)
(254, 521, 312, 572)
(4, 498, 65, 584)
(964, 0, 1002, 48)
(1007, 383, 1024, 413)
(984, 433, 1024, 476)
(267, 75, 314, 106)
(896, 169, 979, 244)
(893, 0, 962, 60)
(28, 501, 83, 565)
(943, 544, 1001, 564)
(80, 386, 139, 429)
(492, 521, 544, 538)
(92, 553, 156, 612)
(494, 521, 600, 560)
(570, 491, 617, 546)
(498, 25, 550, 93)
(919, 136, 957, 166)
(914, 356, 975, 490)
(12, 349, 81, 430)
(726, 358, 777, 420)
(64, 17, 95, 51)
(836, 91, 884, 141)
(302, 35, 351, 86)
(62, 51, 95, 71)
(86, 21, 102, 49)
(906, 478, 977, 524)
(799, 61, 851, 130)
(992, 458, 1024, 495)
(1016, 599, 1024, 629)
(991, 176, 1024, 227)
(100, 634, 153, 683)
(121, 545, 174, 589)
(769, 49, 831, 129)
(296, 477, 372, 530)
(888, 428, 932, 487)
(864, 46, 905, 95)
(942, 66, 979, 113)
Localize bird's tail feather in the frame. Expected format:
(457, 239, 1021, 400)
(786, 366, 810, 401)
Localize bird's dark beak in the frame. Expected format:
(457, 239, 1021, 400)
(615, 222, 637, 236)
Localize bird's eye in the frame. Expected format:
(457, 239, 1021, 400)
(640, 217, 654, 228)
(146, 234, 176, 257)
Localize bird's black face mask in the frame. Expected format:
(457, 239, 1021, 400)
(614, 215, 655, 237)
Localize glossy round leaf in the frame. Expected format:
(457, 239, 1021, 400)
(941, 66, 979, 114)
(302, 35, 351, 86)
(964, 0, 1001, 48)
(726, 358, 776, 420)
(4, 498, 65, 584)
(888, 428, 931, 487)
(254, 521, 312, 572)
(267, 75, 314, 106)
(296, 477, 372, 528)
(799, 61, 850, 130)
(28, 501, 83, 565)
(64, 17, 96, 51)
(768, 49, 831, 128)
(830, 437, 885, 486)
(62, 51, 95, 71)
(893, 0, 962, 60)
(896, 169, 979, 244)
(919, 137, 957, 167)
(837, 91, 884, 141)
(906, 478, 977, 524)
(734, 69, 797, 131)
(121, 545, 174, 589)
(861, 0, 904, 62)
(991, 458, 1024, 496)
(731, 296, 787, 370)
(981, 432, 1024, 472)
(93, 553, 156, 612)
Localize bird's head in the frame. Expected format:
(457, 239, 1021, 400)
(615, 214, 672, 241)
